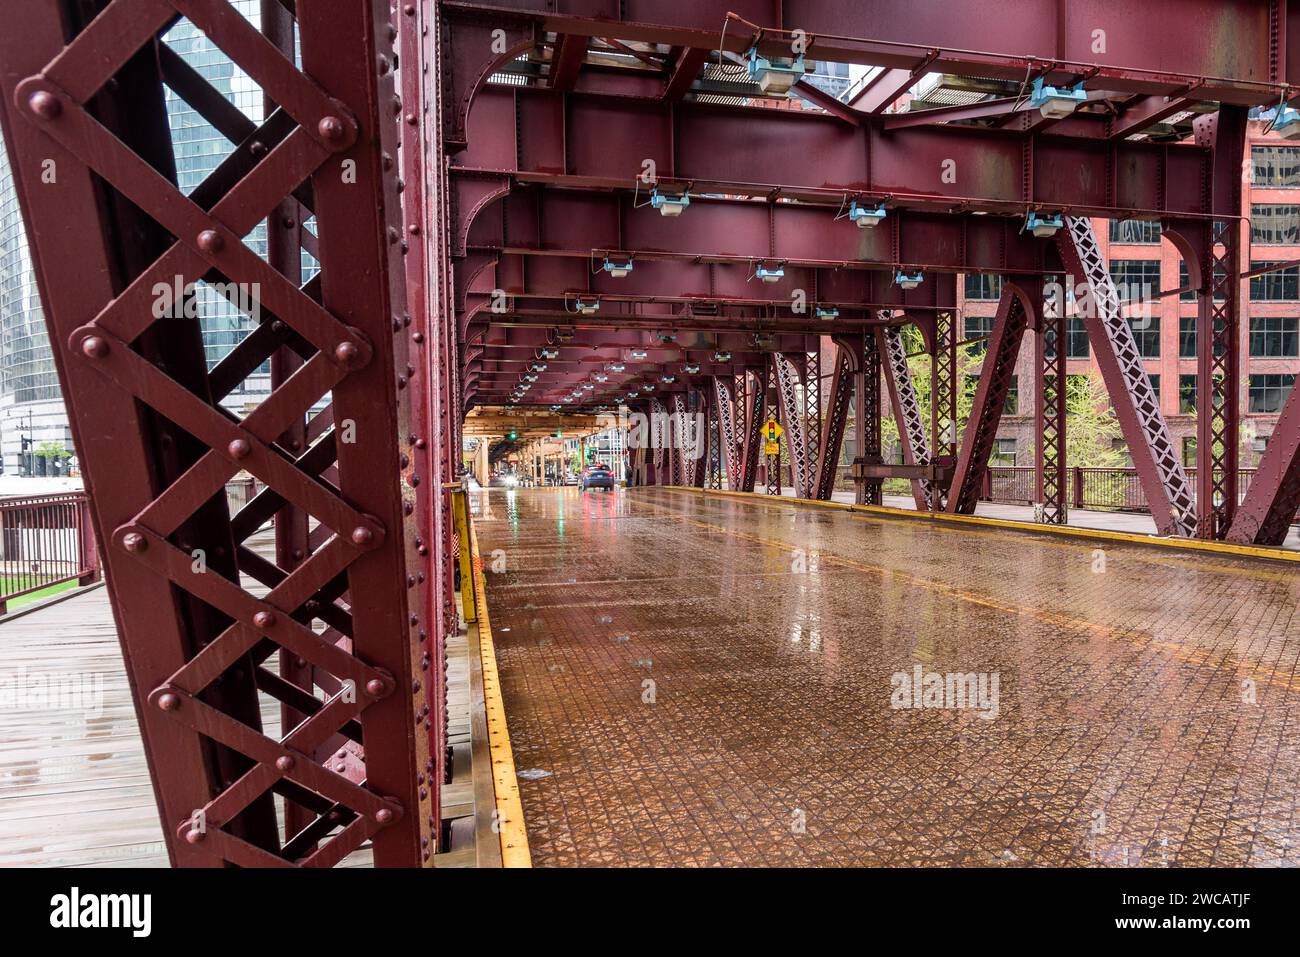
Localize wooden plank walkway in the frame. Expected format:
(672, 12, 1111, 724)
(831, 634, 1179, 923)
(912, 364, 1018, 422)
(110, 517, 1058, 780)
(0, 518, 481, 868)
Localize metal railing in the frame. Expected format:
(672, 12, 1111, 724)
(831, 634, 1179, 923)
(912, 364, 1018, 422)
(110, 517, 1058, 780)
(982, 466, 1269, 513)
(0, 492, 99, 613)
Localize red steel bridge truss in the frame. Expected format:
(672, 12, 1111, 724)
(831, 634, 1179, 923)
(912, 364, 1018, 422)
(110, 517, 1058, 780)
(2, 0, 1299, 866)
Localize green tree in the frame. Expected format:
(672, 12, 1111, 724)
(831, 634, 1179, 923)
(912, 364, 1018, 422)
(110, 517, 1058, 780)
(34, 440, 71, 462)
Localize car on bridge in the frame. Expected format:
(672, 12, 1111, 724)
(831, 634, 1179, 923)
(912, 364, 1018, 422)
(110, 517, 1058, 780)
(580, 463, 615, 491)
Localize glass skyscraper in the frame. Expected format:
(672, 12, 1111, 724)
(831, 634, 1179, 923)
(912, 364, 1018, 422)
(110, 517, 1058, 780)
(0, 1, 273, 475)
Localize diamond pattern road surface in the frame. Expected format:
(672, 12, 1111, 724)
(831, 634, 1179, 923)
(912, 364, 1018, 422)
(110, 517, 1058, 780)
(473, 486, 1300, 867)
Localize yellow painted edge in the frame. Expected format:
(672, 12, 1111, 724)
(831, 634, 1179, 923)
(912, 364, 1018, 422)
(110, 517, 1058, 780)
(467, 516, 532, 868)
(452, 490, 477, 624)
(653, 485, 1300, 564)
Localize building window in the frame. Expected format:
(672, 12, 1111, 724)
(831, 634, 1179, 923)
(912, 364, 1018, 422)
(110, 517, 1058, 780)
(1249, 316, 1299, 357)
(1109, 219, 1161, 244)
(1128, 316, 1160, 357)
(1066, 316, 1089, 359)
(1109, 259, 1160, 303)
(1147, 373, 1160, 401)
(1251, 204, 1300, 245)
(1178, 261, 1226, 301)
(1249, 262, 1300, 301)
(1182, 437, 1197, 467)
(1179, 374, 1197, 414)
(1248, 373, 1296, 413)
(1004, 375, 1019, 415)
(964, 314, 994, 355)
(964, 274, 1002, 301)
(1179, 316, 1197, 358)
(1252, 434, 1270, 454)
(1252, 145, 1300, 188)
(992, 438, 1016, 466)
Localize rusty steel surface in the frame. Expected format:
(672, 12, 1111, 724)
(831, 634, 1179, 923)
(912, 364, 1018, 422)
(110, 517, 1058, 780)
(477, 487, 1300, 867)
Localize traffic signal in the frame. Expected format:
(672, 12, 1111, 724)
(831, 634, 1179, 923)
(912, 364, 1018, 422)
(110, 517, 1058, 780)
(507, 430, 518, 441)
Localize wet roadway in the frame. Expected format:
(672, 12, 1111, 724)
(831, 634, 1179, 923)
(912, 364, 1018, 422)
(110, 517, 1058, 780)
(474, 486, 1300, 867)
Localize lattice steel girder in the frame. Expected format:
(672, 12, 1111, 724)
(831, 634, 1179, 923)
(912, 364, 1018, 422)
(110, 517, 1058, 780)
(1228, 376, 1300, 545)
(0, 0, 432, 866)
(441, 0, 1291, 153)
(714, 376, 740, 490)
(774, 354, 813, 498)
(1036, 290, 1070, 524)
(466, 187, 1063, 277)
(947, 283, 1033, 515)
(1055, 217, 1197, 537)
(878, 324, 935, 511)
(458, 86, 1216, 219)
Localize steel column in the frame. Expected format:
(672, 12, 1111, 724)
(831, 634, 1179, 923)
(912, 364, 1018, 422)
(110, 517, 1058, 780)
(879, 324, 935, 510)
(1035, 287, 1069, 524)
(815, 345, 855, 501)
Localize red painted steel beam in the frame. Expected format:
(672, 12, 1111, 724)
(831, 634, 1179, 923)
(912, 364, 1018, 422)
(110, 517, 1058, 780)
(548, 33, 587, 89)
(946, 284, 1034, 514)
(441, 0, 1291, 150)
(1107, 93, 1199, 139)
(457, 86, 1216, 219)
(466, 188, 1064, 277)
(662, 46, 709, 100)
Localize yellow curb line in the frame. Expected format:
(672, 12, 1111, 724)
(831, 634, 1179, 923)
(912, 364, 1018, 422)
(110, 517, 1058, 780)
(468, 517, 532, 867)
(652, 486, 1300, 564)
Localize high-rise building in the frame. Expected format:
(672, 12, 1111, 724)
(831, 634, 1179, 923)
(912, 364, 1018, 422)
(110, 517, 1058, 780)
(0, 2, 271, 476)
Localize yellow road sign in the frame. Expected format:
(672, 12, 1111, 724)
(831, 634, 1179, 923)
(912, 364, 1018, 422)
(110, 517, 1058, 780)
(762, 418, 783, 441)
(764, 441, 780, 456)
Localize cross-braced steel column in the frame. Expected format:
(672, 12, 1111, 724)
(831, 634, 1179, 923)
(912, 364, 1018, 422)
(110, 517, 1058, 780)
(859, 329, 884, 506)
(738, 370, 764, 493)
(713, 376, 738, 490)
(775, 353, 812, 498)
(1036, 287, 1069, 524)
(931, 311, 958, 463)
(879, 323, 935, 510)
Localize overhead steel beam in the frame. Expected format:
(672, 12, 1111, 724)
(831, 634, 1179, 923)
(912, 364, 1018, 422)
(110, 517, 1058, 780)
(466, 187, 1064, 277)
(457, 86, 1216, 219)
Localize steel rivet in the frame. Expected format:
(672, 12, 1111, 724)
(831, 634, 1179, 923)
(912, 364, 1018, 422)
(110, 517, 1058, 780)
(253, 610, 276, 629)
(376, 808, 394, 824)
(122, 531, 147, 553)
(197, 229, 223, 253)
(318, 115, 346, 142)
(157, 693, 180, 712)
(227, 438, 251, 459)
(335, 341, 359, 365)
(366, 677, 386, 697)
(352, 526, 375, 546)
(185, 828, 205, 844)
(276, 755, 295, 772)
(81, 336, 109, 359)
(28, 90, 61, 120)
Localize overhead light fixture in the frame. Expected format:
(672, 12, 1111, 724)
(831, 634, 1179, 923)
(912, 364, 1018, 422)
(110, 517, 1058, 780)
(1275, 104, 1300, 140)
(581, 383, 594, 391)
(594, 373, 609, 383)
(713, 350, 732, 362)
(629, 349, 648, 359)
(650, 187, 690, 217)
(815, 305, 839, 320)
(848, 202, 886, 228)
(1024, 211, 1064, 238)
(660, 374, 676, 383)
(524, 373, 538, 382)
(1029, 77, 1086, 119)
(641, 384, 655, 392)
(755, 262, 785, 284)
(563, 397, 574, 403)
(602, 255, 634, 278)
(894, 270, 924, 290)
(683, 363, 700, 374)
(550, 404, 561, 412)
(540, 347, 559, 359)
(574, 296, 600, 315)
(607, 361, 626, 372)
(530, 362, 547, 372)
(747, 48, 805, 97)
